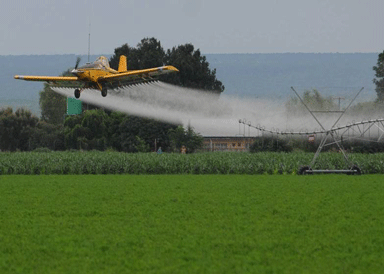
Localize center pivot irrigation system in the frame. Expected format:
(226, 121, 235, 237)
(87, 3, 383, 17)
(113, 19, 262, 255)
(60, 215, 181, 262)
(241, 87, 384, 175)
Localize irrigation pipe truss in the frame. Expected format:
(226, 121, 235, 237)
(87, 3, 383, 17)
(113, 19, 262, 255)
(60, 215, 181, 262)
(241, 118, 384, 136)
(245, 86, 382, 174)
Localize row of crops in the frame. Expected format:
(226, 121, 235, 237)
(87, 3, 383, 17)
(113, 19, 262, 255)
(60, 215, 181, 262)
(0, 151, 384, 175)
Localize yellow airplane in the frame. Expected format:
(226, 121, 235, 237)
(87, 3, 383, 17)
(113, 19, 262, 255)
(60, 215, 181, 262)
(14, 56, 179, 98)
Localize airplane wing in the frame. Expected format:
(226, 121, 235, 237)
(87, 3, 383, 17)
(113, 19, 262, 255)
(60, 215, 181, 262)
(99, 65, 179, 83)
(14, 75, 79, 82)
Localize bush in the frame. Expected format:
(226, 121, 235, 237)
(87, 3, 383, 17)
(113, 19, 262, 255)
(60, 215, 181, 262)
(33, 147, 52, 153)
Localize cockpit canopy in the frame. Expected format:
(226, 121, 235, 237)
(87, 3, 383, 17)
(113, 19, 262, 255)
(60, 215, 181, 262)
(78, 56, 110, 70)
(95, 56, 110, 68)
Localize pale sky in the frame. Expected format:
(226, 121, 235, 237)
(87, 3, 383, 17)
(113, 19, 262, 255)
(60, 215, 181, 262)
(1, 0, 383, 55)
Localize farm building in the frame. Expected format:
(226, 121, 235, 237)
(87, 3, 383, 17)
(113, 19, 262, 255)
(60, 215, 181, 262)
(202, 136, 257, 152)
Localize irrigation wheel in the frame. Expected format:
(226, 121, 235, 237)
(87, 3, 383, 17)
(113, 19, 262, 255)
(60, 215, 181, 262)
(298, 166, 312, 175)
(348, 165, 362, 175)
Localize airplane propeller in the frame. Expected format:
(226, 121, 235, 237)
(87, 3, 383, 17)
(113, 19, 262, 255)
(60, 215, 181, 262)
(75, 57, 81, 69)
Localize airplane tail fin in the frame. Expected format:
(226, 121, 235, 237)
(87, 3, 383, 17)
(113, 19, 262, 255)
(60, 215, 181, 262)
(118, 55, 127, 72)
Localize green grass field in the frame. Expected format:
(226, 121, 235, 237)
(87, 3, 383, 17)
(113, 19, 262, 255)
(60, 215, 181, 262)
(1, 175, 384, 273)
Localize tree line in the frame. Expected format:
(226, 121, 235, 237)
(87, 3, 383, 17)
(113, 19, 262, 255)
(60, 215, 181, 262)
(0, 107, 203, 153)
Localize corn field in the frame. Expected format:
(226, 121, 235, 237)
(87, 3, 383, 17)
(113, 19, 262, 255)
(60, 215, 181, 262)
(0, 151, 383, 175)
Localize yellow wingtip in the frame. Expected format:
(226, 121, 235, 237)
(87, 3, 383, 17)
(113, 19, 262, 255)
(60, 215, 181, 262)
(168, 66, 179, 72)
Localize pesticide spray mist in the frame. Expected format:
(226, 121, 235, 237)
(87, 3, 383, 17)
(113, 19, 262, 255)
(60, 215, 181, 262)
(52, 82, 376, 136)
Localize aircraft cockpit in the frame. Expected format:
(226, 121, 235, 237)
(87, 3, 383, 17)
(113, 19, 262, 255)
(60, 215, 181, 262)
(77, 56, 110, 70)
(95, 56, 110, 68)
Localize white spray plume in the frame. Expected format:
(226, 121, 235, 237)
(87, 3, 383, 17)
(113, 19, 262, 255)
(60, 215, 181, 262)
(52, 82, 379, 136)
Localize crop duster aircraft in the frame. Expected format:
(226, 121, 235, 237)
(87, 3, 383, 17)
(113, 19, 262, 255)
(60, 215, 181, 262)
(14, 56, 179, 98)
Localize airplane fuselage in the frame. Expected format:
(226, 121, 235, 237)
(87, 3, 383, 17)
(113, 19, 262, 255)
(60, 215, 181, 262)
(71, 68, 116, 91)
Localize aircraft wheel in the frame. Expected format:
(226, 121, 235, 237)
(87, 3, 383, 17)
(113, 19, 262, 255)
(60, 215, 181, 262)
(74, 89, 80, 99)
(101, 88, 107, 97)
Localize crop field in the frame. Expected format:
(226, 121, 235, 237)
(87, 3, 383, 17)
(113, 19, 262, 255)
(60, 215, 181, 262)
(1, 175, 384, 273)
(0, 151, 384, 174)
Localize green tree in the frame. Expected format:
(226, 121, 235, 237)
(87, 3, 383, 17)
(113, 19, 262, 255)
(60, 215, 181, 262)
(373, 50, 384, 102)
(108, 111, 129, 150)
(64, 109, 109, 150)
(109, 38, 165, 71)
(39, 83, 67, 124)
(134, 136, 151, 152)
(110, 115, 175, 153)
(162, 43, 225, 94)
(110, 39, 224, 94)
(285, 89, 337, 115)
(63, 110, 176, 152)
(136, 37, 165, 69)
(168, 125, 203, 153)
(30, 122, 65, 151)
(0, 107, 39, 151)
(109, 43, 137, 70)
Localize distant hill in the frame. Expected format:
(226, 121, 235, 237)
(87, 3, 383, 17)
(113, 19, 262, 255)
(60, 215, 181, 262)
(0, 53, 379, 116)
(207, 53, 378, 100)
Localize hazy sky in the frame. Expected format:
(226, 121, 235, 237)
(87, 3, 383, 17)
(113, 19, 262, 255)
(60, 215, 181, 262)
(1, 0, 383, 55)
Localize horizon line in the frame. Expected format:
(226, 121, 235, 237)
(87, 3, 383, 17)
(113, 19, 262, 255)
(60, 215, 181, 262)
(0, 51, 380, 57)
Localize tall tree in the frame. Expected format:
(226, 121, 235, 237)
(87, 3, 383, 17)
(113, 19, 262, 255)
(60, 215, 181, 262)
(109, 38, 165, 71)
(110, 39, 224, 94)
(108, 115, 176, 152)
(39, 82, 67, 124)
(64, 109, 109, 150)
(136, 37, 165, 69)
(162, 43, 225, 94)
(0, 108, 39, 151)
(373, 50, 384, 102)
(30, 121, 65, 151)
(109, 43, 138, 70)
(168, 125, 203, 153)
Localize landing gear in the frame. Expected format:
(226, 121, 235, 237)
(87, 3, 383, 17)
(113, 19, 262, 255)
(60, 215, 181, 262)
(74, 88, 81, 99)
(101, 87, 108, 97)
(74, 86, 108, 98)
